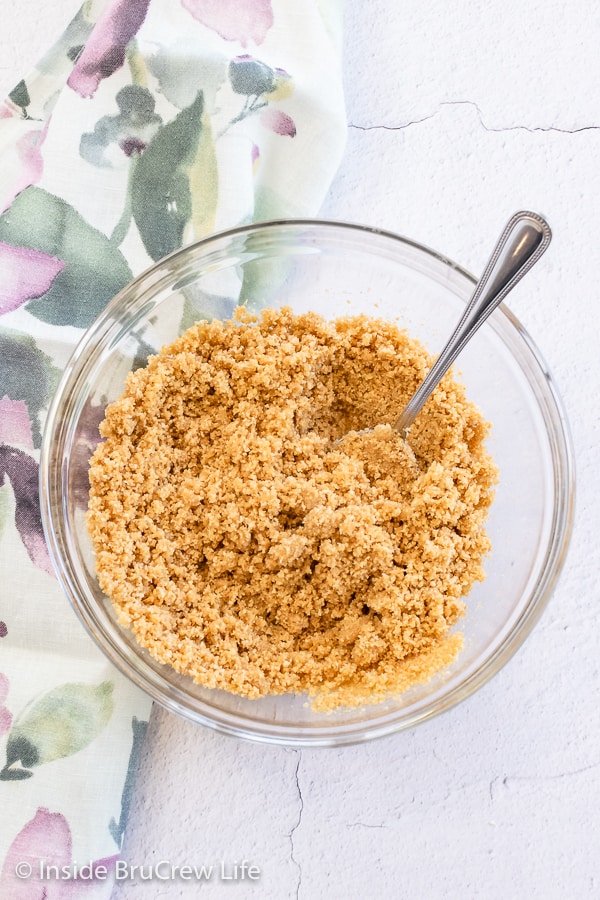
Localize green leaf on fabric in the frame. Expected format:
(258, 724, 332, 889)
(238, 188, 302, 309)
(0, 681, 114, 779)
(0, 766, 33, 780)
(67, 44, 85, 63)
(130, 91, 205, 261)
(8, 80, 30, 110)
(187, 110, 218, 239)
(239, 255, 290, 312)
(228, 57, 274, 96)
(0, 188, 133, 327)
(252, 184, 302, 222)
(180, 292, 237, 332)
(0, 329, 60, 448)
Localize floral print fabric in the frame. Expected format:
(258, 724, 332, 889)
(0, 0, 345, 892)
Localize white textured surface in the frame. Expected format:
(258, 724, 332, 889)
(1, 1, 598, 897)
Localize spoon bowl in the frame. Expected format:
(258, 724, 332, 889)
(338, 211, 552, 448)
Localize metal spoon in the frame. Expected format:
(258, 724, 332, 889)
(354, 211, 551, 447)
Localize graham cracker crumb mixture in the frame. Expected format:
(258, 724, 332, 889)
(87, 307, 497, 710)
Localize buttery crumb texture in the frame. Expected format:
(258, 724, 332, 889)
(87, 307, 497, 710)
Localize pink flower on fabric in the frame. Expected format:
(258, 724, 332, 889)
(0, 446, 54, 577)
(1, 128, 46, 214)
(68, 0, 152, 99)
(0, 242, 64, 316)
(251, 143, 260, 173)
(0, 807, 119, 897)
(0, 674, 12, 737)
(0, 398, 34, 449)
(0, 808, 71, 897)
(182, 0, 274, 47)
(260, 108, 296, 137)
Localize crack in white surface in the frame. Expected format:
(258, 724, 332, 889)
(489, 760, 600, 802)
(349, 99, 600, 135)
(348, 111, 437, 131)
(446, 100, 600, 134)
(346, 821, 389, 829)
(287, 749, 304, 900)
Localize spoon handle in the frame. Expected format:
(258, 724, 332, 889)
(393, 210, 552, 437)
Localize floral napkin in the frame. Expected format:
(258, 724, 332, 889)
(0, 0, 345, 892)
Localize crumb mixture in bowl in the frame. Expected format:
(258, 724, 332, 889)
(87, 307, 498, 710)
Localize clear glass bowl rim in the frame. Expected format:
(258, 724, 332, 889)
(39, 218, 576, 747)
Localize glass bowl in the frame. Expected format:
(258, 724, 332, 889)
(40, 220, 574, 746)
